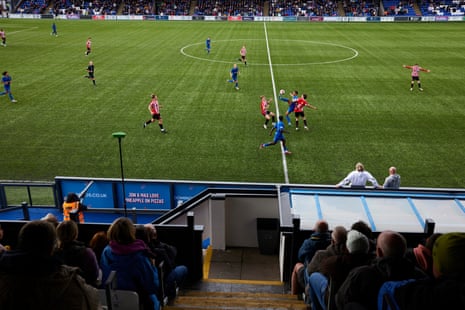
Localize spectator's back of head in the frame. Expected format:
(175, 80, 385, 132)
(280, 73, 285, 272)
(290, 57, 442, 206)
(346, 230, 370, 254)
(433, 232, 465, 278)
(350, 220, 373, 240)
(41, 213, 59, 227)
(107, 217, 135, 245)
(18, 220, 56, 257)
(314, 220, 329, 233)
(331, 225, 348, 245)
(376, 230, 407, 258)
(144, 223, 157, 240)
(56, 220, 79, 246)
(89, 231, 108, 261)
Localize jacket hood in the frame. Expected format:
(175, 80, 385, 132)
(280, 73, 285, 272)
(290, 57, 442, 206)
(109, 239, 148, 255)
(0, 250, 61, 275)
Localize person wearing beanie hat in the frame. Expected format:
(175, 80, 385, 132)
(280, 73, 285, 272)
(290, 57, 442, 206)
(432, 232, 465, 278)
(346, 230, 370, 254)
(395, 232, 465, 309)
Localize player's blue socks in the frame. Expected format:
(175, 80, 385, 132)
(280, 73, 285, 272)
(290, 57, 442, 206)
(278, 96, 289, 102)
(285, 115, 291, 124)
(0, 92, 13, 101)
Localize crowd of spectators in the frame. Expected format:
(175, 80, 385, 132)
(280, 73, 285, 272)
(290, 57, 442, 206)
(0, 217, 188, 309)
(343, 0, 379, 16)
(157, 0, 190, 15)
(270, 0, 338, 16)
(194, 0, 264, 16)
(292, 219, 465, 310)
(122, 0, 153, 15)
(49, 0, 120, 15)
(10, 0, 465, 18)
(420, 0, 465, 15)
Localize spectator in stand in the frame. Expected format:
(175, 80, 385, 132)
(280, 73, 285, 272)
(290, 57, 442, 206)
(141, 224, 188, 301)
(290, 220, 331, 296)
(336, 162, 382, 189)
(55, 220, 100, 286)
(350, 220, 376, 255)
(335, 230, 427, 310)
(41, 212, 59, 227)
(89, 230, 109, 263)
(395, 232, 465, 309)
(383, 166, 401, 189)
(308, 230, 373, 310)
(100, 217, 160, 310)
(0, 220, 99, 309)
(307, 225, 348, 276)
(405, 233, 442, 277)
(0, 224, 7, 253)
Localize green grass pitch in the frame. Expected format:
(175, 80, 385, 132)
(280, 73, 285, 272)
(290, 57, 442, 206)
(0, 20, 464, 188)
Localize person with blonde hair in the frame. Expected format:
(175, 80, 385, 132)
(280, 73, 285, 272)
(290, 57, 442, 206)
(100, 217, 160, 310)
(336, 162, 381, 189)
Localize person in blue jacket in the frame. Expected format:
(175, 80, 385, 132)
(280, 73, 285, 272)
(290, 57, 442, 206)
(100, 217, 160, 310)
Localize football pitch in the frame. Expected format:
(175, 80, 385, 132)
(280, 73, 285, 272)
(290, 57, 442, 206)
(0, 19, 464, 188)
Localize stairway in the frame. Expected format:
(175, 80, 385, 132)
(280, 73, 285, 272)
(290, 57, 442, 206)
(166, 289, 308, 309)
(164, 247, 307, 309)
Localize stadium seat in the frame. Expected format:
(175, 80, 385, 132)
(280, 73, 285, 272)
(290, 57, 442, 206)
(99, 270, 140, 310)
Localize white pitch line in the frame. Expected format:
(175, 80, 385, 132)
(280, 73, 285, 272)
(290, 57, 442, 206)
(263, 22, 290, 185)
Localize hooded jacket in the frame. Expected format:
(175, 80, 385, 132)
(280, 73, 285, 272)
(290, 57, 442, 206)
(0, 249, 99, 310)
(100, 239, 160, 309)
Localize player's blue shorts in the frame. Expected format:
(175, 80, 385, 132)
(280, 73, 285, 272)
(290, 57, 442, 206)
(273, 134, 284, 143)
(287, 103, 296, 114)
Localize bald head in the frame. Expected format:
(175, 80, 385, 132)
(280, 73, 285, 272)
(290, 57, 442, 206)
(389, 167, 397, 175)
(376, 230, 407, 258)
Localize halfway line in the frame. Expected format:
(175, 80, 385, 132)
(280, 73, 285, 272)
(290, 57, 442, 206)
(263, 22, 290, 185)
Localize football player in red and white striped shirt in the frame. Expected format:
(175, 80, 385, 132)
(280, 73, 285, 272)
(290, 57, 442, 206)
(403, 64, 430, 91)
(143, 94, 166, 133)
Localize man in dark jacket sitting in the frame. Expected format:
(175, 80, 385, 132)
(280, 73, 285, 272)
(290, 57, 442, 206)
(335, 230, 426, 310)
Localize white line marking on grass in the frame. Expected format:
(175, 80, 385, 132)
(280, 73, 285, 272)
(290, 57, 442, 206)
(180, 39, 358, 66)
(5, 27, 39, 35)
(263, 22, 290, 185)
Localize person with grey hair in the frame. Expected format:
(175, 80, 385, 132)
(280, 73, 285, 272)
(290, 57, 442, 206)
(335, 230, 426, 310)
(307, 230, 373, 310)
(383, 166, 401, 189)
(336, 162, 382, 189)
(307, 226, 348, 275)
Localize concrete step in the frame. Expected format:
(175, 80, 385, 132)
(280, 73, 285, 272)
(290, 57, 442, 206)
(166, 290, 307, 309)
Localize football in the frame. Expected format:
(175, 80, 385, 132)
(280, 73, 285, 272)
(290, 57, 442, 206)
(279, 89, 285, 95)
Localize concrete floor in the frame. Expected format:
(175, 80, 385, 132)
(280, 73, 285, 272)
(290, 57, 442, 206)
(186, 247, 288, 295)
